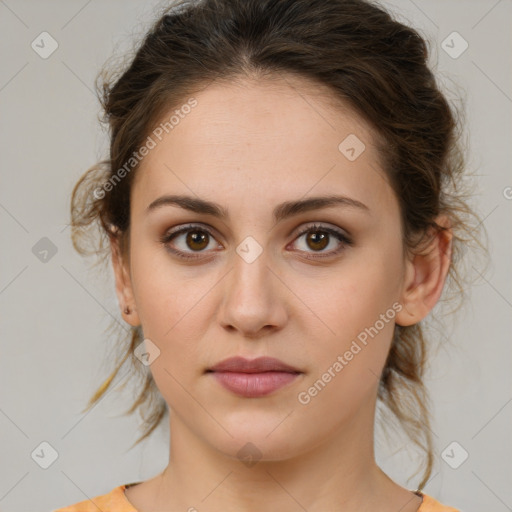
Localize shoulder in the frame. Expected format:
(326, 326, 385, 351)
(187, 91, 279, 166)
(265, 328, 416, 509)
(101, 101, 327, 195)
(52, 483, 139, 512)
(418, 491, 461, 512)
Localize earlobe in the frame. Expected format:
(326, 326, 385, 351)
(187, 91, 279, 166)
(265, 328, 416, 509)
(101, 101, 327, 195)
(110, 234, 141, 326)
(395, 217, 452, 327)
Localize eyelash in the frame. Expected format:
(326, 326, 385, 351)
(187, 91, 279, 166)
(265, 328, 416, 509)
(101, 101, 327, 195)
(159, 223, 353, 261)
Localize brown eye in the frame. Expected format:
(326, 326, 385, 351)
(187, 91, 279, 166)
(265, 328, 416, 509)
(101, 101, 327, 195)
(185, 230, 210, 251)
(291, 224, 352, 259)
(160, 224, 220, 260)
(304, 231, 329, 251)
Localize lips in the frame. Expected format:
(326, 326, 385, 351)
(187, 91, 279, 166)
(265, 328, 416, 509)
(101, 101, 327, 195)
(206, 356, 302, 398)
(208, 356, 301, 374)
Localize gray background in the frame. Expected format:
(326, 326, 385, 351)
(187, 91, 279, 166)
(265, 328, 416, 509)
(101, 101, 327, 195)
(0, 1, 510, 511)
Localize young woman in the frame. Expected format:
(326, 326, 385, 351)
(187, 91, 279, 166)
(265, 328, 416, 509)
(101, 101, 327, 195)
(54, 0, 481, 510)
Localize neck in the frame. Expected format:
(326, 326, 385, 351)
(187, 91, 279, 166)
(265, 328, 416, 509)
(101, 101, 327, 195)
(140, 397, 416, 512)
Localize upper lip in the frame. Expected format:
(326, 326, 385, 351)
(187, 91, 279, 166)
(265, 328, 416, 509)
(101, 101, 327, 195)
(207, 356, 301, 374)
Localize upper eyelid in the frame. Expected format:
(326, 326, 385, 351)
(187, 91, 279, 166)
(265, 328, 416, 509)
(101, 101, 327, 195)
(164, 222, 220, 241)
(164, 222, 350, 245)
(294, 222, 349, 237)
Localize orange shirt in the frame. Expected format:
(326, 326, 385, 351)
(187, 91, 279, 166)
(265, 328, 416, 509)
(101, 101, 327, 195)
(52, 482, 461, 511)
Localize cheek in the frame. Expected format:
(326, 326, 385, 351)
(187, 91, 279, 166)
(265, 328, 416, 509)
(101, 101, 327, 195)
(130, 239, 195, 332)
(304, 240, 404, 386)
(129, 242, 222, 381)
(319, 246, 403, 334)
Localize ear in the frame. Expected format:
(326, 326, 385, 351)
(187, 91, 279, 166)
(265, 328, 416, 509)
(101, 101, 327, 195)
(395, 215, 453, 327)
(110, 233, 141, 327)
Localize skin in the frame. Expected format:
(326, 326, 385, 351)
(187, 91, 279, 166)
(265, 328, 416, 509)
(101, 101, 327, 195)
(111, 74, 452, 512)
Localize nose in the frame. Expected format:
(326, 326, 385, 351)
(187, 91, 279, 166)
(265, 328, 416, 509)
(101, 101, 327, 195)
(218, 247, 288, 339)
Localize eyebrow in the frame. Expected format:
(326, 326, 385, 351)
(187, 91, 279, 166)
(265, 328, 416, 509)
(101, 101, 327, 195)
(146, 194, 370, 223)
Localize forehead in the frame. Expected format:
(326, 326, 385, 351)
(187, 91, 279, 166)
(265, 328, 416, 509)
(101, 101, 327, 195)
(145, 74, 375, 157)
(132, 75, 395, 217)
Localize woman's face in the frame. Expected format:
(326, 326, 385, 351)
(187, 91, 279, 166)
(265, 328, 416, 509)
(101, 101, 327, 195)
(117, 75, 411, 461)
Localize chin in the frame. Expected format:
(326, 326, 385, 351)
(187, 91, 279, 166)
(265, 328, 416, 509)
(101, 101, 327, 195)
(206, 424, 312, 465)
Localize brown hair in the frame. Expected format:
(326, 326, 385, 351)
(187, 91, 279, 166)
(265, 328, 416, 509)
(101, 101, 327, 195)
(70, 0, 485, 491)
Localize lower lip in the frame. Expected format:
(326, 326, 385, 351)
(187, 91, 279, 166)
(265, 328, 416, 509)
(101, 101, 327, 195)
(209, 371, 300, 397)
